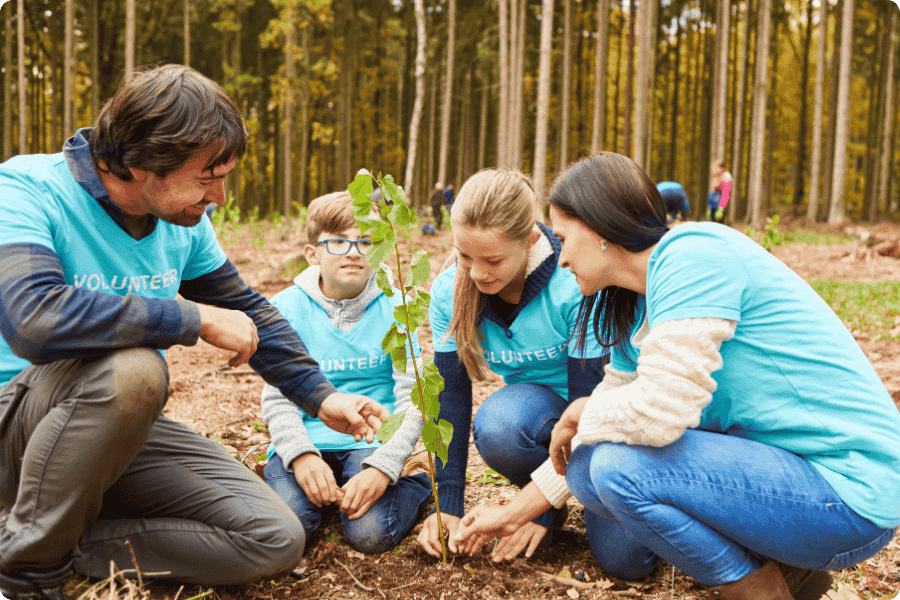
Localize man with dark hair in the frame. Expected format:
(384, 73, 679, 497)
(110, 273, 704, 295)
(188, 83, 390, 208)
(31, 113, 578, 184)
(0, 65, 388, 599)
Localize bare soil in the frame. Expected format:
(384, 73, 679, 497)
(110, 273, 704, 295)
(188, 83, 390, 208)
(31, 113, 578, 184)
(80, 225, 900, 600)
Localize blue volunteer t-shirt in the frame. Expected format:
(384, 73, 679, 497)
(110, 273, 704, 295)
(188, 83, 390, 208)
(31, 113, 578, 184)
(269, 284, 420, 451)
(610, 222, 900, 529)
(0, 153, 226, 386)
(431, 261, 607, 401)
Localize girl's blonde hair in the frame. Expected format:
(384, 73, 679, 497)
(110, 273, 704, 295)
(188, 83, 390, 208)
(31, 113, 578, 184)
(446, 169, 538, 380)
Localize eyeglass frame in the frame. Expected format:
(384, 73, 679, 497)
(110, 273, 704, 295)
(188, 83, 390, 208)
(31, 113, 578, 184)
(311, 238, 374, 255)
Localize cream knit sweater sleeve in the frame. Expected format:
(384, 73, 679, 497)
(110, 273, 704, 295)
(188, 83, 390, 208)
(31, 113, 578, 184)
(531, 317, 737, 508)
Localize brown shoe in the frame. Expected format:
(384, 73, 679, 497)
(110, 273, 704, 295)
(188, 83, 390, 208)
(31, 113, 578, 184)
(708, 561, 793, 600)
(774, 562, 832, 600)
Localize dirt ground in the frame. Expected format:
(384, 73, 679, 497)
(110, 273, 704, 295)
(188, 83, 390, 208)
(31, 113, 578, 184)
(89, 222, 900, 600)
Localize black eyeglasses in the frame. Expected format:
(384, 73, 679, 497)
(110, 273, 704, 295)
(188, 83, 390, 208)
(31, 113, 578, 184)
(312, 238, 374, 255)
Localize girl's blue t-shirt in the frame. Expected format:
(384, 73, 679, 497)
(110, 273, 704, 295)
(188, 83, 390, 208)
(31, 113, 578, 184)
(430, 261, 607, 401)
(0, 153, 227, 386)
(269, 284, 420, 451)
(610, 222, 900, 528)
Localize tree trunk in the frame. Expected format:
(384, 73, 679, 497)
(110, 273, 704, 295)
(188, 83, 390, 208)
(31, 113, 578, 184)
(63, 0, 73, 135)
(498, 0, 509, 168)
(337, 3, 353, 188)
(763, 21, 780, 216)
(644, 0, 658, 177)
(746, 0, 772, 227)
(591, 0, 610, 154)
(283, 12, 295, 216)
(457, 68, 472, 186)
(623, 0, 635, 156)
(613, 11, 624, 155)
(534, 0, 554, 208)
(404, 0, 427, 199)
(437, 0, 455, 186)
(827, 0, 854, 225)
(184, 0, 190, 66)
(297, 17, 310, 208)
(863, 11, 887, 222)
(822, 0, 843, 219)
(17, 0, 25, 154)
(633, 0, 653, 169)
(806, 0, 828, 222)
(790, 0, 813, 214)
(511, 0, 526, 168)
(559, 0, 571, 170)
(478, 80, 489, 170)
(125, 0, 135, 82)
(729, 0, 752, 222)
(710, 0, 730, 166)
(668, 15, 680, 181)
(428, 69, 438, 186)
(4, 14, 12, 160)
(877, 10, 897, 218)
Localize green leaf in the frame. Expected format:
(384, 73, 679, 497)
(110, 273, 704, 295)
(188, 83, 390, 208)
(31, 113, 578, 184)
(423, 420, 451, 466)
(374, 265, 393, 297)
(366, 238, 394, 271)
(412, 361, 444, 421)
(376, 413, 405, 445)
(434, 418, 454, 466)
(387, 202, 415, 231)
(354, 216, 381, 235)
(382, 324, 408, 373)
(349, 171, 374, 202)
(408, 250, 430, 288)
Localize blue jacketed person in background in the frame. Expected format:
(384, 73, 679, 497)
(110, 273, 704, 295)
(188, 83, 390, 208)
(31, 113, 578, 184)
(0, 64, 389, 600)
(656, 181, 690, 223)
(262, 191, 432, 555)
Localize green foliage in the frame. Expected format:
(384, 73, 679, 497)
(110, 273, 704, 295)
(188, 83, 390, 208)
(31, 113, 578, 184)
(782, 230, 855, 246)
(213, 194, 243, 246)
(744, 216, 784, 253)
(348, 169, 452, 563)
(808, 280, 900, 341)
(477, 468, 510, 486)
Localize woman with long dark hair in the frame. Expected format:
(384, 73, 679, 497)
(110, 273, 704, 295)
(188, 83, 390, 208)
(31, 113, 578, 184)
(455, 153, 900, 600)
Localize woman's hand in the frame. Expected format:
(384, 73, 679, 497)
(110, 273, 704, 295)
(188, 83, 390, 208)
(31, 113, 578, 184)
(488, 522, 548, 562)
(453, 505, 522, 555)
(417, 512, 462, 558)
(340, 467, 390, 520)
(549, 396, 589, 475)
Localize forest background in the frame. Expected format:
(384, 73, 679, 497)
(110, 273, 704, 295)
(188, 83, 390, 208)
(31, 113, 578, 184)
(0, 0, 899, 228)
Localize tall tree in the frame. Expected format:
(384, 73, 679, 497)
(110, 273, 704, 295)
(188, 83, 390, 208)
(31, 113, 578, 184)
(668, 13, 681, 181)
(822, 0, 843, 218)
(828, 0, 854, 224)
(283, 8, 295, 216)
(591, 0, 610, 154)
(746, 0, 772, 227)
(477, 79, 488, 169)
(729, 0, 752, 222)
(4, 12, 12, 160)
(876, 8, 897, 217)
(710, 0, 730, 166)
(17, 0, 25, 154)
(437, 0, 455, 186)
(404, 0, 427, 198)
(633, 0, 654, 169)
(63, 0, 74, 134)
(297, 14, 310, 209)
(623, 0, 635, 155)
(125, 0, 135, 81)
(791, 0, 813, 214)
(806, 0, 828, 222)
(559, 0, 571, 170)
(534, 0, 554, 206)
(498, 0, 509, 168)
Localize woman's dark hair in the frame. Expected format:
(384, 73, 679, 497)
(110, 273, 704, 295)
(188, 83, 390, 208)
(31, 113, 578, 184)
(89, 64, 247, 182)
(549, 152, 669, 358)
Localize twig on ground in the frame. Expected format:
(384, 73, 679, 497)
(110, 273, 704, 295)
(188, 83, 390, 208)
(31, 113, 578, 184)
(240, 443, 262, 464)
(181, 590, 213, 600)
(385, 579, 420, 592)
(333, 558, 374, 592)
(172, 585, 184, 600)
(203, 415, 253, 438)
(535, 571, 640, 596)
(124, 540, 142, 588)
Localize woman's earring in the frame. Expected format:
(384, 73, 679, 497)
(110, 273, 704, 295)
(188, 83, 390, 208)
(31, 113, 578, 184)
(601, 241, 608, 251)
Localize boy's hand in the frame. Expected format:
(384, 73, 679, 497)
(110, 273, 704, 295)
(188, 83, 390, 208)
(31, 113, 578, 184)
(291, 453, 343, 507)
(319, 393, 390, 443)
(340, 467, 390, 520)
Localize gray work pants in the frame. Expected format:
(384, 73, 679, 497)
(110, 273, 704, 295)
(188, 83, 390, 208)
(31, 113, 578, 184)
(0, 348, 304, 584)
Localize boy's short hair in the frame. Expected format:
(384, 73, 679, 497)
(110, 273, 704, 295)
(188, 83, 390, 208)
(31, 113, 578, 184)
(305, 191, 357, 242)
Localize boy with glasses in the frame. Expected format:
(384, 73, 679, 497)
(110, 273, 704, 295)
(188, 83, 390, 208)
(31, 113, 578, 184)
(262, 192, 432, 554)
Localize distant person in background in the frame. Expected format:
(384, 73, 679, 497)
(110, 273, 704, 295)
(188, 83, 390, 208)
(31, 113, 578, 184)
(444, 182, 455, 214)
(430, 183, 446, 229)
(708, 160, 732, 223)
(656, 181, 690, 223)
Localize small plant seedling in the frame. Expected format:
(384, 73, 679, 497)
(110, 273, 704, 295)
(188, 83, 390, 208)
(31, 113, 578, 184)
(348, 170, 453, 563)
(478, 468, 510, 486)
(762, 215, 783, 252)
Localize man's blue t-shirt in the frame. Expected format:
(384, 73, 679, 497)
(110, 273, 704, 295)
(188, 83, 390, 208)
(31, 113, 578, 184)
(610, 222, 900, 528)
(0, 152, 226, 386)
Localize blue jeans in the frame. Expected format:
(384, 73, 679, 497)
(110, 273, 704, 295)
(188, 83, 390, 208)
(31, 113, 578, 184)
(565, 429, 896, 586)
(707, 191, 722, 222)
(264, 449, 432, 554)
(473, 383, 568, 530)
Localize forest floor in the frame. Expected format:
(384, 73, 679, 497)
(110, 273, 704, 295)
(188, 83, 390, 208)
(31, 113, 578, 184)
(71, 219, 900, 600)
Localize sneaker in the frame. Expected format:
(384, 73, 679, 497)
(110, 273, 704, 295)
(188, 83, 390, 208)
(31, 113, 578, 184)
(0, 560, 73, 600)
(775, 561, 833, 600)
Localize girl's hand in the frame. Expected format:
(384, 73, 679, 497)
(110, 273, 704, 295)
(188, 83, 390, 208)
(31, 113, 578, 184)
(549, 396, 589, 475)
(292, 453, 343, 507)
(340, 467, 390, 520)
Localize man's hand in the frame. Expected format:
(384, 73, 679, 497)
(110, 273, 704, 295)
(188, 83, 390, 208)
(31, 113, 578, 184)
(291, 453, 343, 507)
(196, 304, 258, 367)
(340, 467, 390, 520)
(417, 512, 462, 558)
(549, 396, 588, 476)
(318, 393, 390, 443)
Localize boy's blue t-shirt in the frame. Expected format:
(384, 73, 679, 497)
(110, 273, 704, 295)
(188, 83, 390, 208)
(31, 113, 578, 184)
(430, 261, 607, 401)
(269, 284, 420, 451)
(609, 222, 900, 528)
(0, 153, 227, 386)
